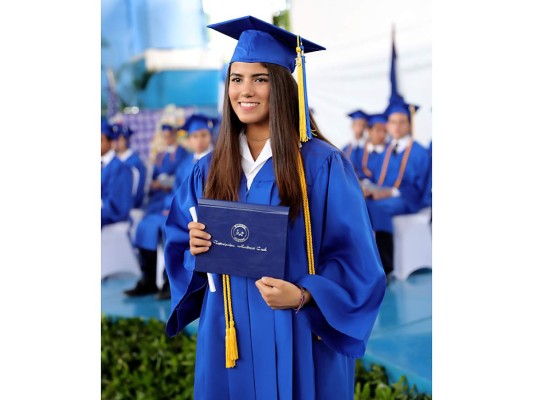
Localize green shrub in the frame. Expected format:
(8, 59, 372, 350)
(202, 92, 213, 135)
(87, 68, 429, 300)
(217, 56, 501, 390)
(102, 315, 196, 400)
(102, 315, 431, 400)
(354, 360, 432, 400)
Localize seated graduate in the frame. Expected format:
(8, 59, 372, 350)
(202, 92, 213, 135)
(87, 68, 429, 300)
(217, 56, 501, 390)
(144, 123, 190, 215)
(124, 114, 215, 299)
(164, 16, 386, 400)
(113, 124, 147, 209)
(343, 109, 369, 179)
(365, 100, 430, 277)
(101, 118, 133, 227)
(359, 113, 389, 187)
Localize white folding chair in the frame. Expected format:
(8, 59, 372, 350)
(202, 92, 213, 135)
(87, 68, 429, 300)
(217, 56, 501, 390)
(392, 207, 432, 280)
(101, 221, 141, 279)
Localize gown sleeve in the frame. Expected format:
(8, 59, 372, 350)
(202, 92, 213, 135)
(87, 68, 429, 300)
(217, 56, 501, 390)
(296, 151, 387, 358)
(164, 163, 207, 337)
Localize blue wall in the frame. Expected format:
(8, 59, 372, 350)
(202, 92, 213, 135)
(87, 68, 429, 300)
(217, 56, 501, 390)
(139, 70, 220, 109)
(101, 0, 209, 109)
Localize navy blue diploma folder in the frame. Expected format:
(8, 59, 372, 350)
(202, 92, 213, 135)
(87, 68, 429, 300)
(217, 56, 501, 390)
(195, 198, 289, 279)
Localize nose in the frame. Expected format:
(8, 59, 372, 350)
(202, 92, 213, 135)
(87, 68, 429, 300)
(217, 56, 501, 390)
(240, 81, 254, 98)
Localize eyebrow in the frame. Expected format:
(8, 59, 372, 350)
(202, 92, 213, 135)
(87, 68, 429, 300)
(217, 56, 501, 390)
(230, 73, 270, 77)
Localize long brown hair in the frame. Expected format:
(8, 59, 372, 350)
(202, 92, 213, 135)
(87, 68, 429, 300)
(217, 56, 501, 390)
(204, 62, 331, 220)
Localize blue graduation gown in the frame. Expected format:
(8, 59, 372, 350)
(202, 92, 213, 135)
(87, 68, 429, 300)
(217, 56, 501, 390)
(165, 139, 386, 399)
(122, 151, 147, 209)
(366, 140, 430, 233)
(144, 146, 190, 215)
(361, 150, 385, 183)
(101, 156, 133, 227)
(350, 147, 366, 180)
(134, 152, 195, 251)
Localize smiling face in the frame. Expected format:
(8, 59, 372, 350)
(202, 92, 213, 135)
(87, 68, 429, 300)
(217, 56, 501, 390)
(228, 62, 271, 128)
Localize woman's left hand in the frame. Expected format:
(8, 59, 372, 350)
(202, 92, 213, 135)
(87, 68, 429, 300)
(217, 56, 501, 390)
(255, 277, 309, 310)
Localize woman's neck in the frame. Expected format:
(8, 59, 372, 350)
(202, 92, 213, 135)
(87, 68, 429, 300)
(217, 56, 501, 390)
(245, 122, 270, 161)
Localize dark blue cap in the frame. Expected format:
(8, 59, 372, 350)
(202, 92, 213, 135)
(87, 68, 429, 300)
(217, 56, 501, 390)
(347, 110, 369, 121)
(207, 15, 325, 73)
(101, 118, 116, 140)
(368, 113, 388, 127)
(181, 114, 216, 136)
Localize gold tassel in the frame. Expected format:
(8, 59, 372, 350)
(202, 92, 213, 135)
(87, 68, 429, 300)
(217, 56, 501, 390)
(409, 104, 415, 138)
(296, 36, 308, 143)
(297, 152, 315, 275)
(223, 274, 239, 368)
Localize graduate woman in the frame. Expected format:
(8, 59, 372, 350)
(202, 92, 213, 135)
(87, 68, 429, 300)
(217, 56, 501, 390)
(164, 16, 386, 400)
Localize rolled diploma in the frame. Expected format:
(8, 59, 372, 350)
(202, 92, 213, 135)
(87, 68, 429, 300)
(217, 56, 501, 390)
(189, 206, 216, 292)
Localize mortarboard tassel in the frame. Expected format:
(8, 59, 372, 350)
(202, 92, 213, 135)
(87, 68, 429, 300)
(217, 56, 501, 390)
(409, 104, 416, 138)
(296, 36, 313, 143)
(297, 152, 315, 275)
(223, 274, 239, 368)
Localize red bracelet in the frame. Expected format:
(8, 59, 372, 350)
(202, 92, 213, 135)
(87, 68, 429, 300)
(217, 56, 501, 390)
(293, 285, 306, 314)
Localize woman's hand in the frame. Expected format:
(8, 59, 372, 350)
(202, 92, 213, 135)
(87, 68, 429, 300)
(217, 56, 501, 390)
(188, 221, 212, 256)
(255, 277, 312, 310)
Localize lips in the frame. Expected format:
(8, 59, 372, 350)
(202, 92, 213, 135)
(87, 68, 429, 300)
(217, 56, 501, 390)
(239, 102, 259, 110)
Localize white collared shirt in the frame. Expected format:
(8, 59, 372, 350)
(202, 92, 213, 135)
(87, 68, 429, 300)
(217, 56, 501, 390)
(166, 145, 177, 154)
(366, 143, 385, 154)
(352, 136, 367, 149)
(390, 135, 411, 154)
(101, 149, 116, 168)
(239, 132, 273, 190)
(117, 148, 133, 162)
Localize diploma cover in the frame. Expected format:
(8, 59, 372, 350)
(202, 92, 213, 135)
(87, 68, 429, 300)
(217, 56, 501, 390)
(195, 198, 289, 279)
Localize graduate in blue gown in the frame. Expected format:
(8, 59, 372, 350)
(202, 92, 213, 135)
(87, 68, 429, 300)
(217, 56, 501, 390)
(114, 124, 147, 209)
(364, 101, 430, 276)
(164, 16, 386, 400)
(101, 119, 133, 227)
(144, 123, 190, 215)
(124, 115, 214, 299)
(342, 110, 369, 179)
(359, 113, 388, 185)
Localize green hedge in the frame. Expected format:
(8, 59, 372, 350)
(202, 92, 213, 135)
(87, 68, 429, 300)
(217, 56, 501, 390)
(102, 315, 431, 400)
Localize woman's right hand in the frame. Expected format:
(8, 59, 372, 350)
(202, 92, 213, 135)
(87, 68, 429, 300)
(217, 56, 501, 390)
(188, 221, 212, 255)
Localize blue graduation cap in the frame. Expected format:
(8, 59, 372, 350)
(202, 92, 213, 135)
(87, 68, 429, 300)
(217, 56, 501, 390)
(181, 114, 216, 136)
(384, 101, 420, 119)
(368, 113, 388, 127)
(101, 118, 116, 140)
(347, 110, 369, 121)
(207, 15, 326, 142)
